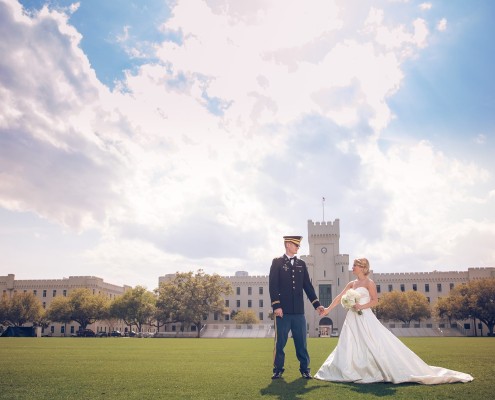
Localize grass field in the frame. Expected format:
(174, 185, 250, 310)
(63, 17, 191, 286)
(0, 337, 492, 399)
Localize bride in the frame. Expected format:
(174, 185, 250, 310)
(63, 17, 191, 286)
(314, 258, 474, 384)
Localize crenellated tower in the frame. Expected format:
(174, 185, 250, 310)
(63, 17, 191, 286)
(302, 219, 349, 337)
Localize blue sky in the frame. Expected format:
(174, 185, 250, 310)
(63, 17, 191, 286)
(1, 0, 494, 290)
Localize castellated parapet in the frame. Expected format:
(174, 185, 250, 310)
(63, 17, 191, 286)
(308, 219, 340, 237)
(335, 254, 349, 265)
(372, 271, 470, 283)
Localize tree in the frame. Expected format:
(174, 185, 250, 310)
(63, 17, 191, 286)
(435, 278, 495, 336)
(46, 288, 110, 330)
(110, 286, 156, 332)
(156, 270, 232, 337)
(376, 290, 431, 325)
(0, 292, 44, 327)
(233, 310, 259, 324)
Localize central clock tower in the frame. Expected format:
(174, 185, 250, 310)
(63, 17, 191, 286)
(302, 219, 350, 337)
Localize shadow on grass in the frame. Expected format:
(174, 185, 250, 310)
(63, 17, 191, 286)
(260, 378, 318, 400)
(321, 381, 415, 397)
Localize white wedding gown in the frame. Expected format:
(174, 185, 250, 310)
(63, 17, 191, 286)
(315, 287, 473, 384)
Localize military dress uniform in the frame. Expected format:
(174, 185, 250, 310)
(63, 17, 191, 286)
(269, 237, 321, 378)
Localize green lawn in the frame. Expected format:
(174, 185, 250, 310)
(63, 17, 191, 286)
(0, 337, 492, 399)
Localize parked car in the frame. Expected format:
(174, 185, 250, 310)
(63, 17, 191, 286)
(77, 329, 96, 337)
(110, 330, 122, 337)
(96, 331, 108, 337)
(125, 330, 137, 337)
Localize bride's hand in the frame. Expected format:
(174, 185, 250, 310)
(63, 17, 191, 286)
(321, 307, 330, 316)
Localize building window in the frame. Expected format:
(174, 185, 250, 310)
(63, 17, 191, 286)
(259, 287, 263, 295)
(61, 326, 65, 334)
(43, 290, 47, 298)
(388, 284, 393, 292)
(236, 287, 241, 295)
(437, 283, 442, 292)
(33, 290, 37, 296)
(53, 290, 57, 297)
(259, 312, 264, 321)
(225, 314, 230, 321)
(225, 300, 230, 307)
(425, 283, 429, 292)
(319, 284, 332, 307)
(412, 284, 417, 291)
(248, 287, 252, 295)
(70, 326, 75, 334)
(400, 284, 405, 292)
(248, 300, 252, 308)
(450, 283, 454, 290)
(427, 297, 430, 303)
(214, 313, 219, 321)
(236, 300, 240, 308)
(259, 299, 263, 308)
(341, 266, 344, 273)
(376, 284, 381, 293)
(63, 290, 67, 297)
(42, 302, 46, 309)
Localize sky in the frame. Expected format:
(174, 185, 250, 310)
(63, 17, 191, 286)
(1, 0, 494, 291)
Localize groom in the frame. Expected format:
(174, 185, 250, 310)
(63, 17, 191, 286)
(269, 235, 324, 379)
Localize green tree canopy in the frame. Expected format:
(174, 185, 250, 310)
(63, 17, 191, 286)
(435, 278, 495, 336)
(376, 290, 431, 324)
(46, 288, 110, 330)
(110, 286, 156, 332)
(155, 270, 232, 337)
(233, 310, 259, 324)
(0, 292, 44, 327)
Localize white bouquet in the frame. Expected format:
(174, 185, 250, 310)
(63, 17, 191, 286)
(341, 289, 363, 315)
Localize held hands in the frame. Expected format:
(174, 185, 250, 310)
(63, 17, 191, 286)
(316, 306, 325, 316)
(319, 307, 330, 317)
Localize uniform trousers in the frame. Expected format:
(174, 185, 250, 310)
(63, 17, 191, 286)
(273, 313, 310, 373)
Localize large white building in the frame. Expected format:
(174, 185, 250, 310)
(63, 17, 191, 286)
(0, 274, 130, 336)
(188, 220, 494, 337)
(2, 219, 494, 337)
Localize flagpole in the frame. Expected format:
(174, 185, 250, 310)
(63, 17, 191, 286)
(322, 197, 325, 222)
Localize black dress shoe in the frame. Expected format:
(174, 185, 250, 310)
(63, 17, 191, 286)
(301, 371, 312, 379)
(271, 371, 284, 379)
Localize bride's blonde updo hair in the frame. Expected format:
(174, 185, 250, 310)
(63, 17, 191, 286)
(354, 258, 370, 276)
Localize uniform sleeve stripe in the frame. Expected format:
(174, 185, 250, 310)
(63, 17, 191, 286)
(271, 300, 281, 305)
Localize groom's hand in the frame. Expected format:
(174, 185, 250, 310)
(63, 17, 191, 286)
(274, 308, 283, 318)
(316, 306, 325, 316)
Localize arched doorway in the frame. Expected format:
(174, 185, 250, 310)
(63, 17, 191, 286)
(319, 317, 333, 337)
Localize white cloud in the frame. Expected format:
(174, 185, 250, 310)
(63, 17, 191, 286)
(0, 0, 493, 288)
(419, 3, 432, 11)
(437, 18, 447, 32)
